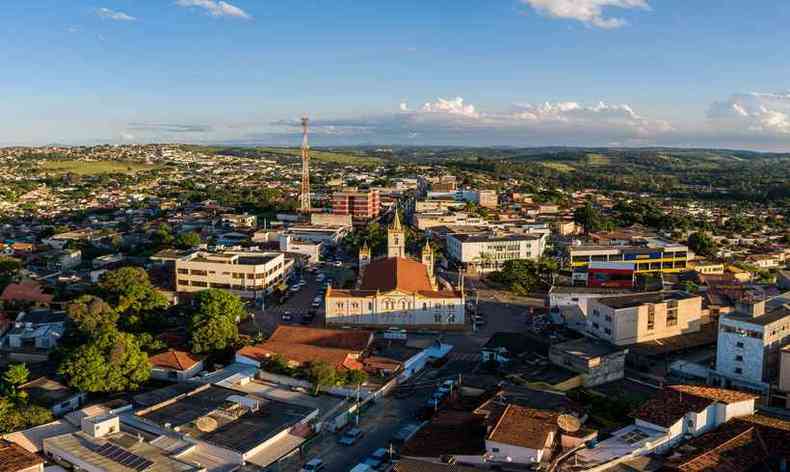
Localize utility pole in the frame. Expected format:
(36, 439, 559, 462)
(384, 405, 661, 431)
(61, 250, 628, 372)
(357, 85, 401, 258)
(355, 383, 361, 425)
(299, 116, 311, 214)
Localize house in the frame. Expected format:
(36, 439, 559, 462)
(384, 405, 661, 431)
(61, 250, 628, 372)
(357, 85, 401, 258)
(236, 325, 373, 371)
(0, 440, 44, 472)
(19, 377, 85, 417)
(575, 385, 758, 470)
(484, 404, 559, 464)
(149, 349, 205, 381)
(0, 281, 53, 311)
(2, 310, 66, 362)
(548, 338, 628, 387)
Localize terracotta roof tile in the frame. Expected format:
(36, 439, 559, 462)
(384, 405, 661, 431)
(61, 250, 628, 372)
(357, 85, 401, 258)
(632, 385, 756, 428)
(0, 281, 53, 305)
(149, 349, 204, 371)
(360, 257, 434, 293)
(488, 404, 558, 450)
(0, 440, 43, 472)
(237, 341, 363, 371)
(268, 325, 372, 351)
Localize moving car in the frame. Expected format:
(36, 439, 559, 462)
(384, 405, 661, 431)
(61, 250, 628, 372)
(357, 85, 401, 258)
(338, 427, 364, 446)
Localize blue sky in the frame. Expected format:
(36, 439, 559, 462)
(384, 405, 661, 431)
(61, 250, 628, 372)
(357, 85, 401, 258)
(3, 0, 790, 150)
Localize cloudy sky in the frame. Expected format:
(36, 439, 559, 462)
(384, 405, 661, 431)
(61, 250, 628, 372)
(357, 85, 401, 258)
(3, 1, 790, 150)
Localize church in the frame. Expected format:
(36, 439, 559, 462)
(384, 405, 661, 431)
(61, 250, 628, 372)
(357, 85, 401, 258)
(325, 213, 466, 330)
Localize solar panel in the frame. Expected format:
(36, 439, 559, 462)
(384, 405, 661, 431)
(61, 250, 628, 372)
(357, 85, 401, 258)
(96, 442, 154, 471)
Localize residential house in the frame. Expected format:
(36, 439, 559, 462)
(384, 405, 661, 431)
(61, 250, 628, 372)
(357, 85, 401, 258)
(0, 440, 44, 472)
(149, 349, 205, 382)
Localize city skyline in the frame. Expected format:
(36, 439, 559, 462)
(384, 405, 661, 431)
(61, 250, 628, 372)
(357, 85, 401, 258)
(4, 1, 790, 150)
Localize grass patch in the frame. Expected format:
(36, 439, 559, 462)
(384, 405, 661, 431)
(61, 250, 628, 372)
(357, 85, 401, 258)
(586, 153, 611, 166)
(40, 160, 158, 176)
(256, 147, 384, 166)
(540, 162, 576, 173)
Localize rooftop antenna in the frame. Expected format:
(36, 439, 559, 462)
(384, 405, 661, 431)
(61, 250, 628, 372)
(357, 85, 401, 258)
(299, 116, 311, 214)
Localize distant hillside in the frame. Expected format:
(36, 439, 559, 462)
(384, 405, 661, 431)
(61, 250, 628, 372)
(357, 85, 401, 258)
(193, 146, 385, 166)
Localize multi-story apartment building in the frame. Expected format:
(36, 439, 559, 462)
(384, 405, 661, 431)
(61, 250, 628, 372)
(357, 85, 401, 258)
(586, 291, 703, 346)
(331, 188, 380, 220)
(175, 250, 292, 300)
(446, 232, 548, 274)
(714, 299, 790, 392)
(569, 240, 693, 274)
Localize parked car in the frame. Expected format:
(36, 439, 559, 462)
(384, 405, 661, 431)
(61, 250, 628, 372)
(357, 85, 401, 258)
(338, 427, 364, 446)
(392, 423, 423, 444)
(363, 448, 391, 470)
(281, 313, 293, 322)
(301, 459, 325, 472)
(349, 464, 373, 472)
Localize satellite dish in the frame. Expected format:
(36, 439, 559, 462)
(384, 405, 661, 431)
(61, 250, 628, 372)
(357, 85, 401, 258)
(557, 414, 581, 433)
(195, 416, 218, 433)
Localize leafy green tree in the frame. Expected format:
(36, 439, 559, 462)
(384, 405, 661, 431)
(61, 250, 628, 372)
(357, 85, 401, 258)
(0, 397, 53, 434)
(98, 267, 168, 329)
(490, 258, 559, 295)
(688, 231, 717, 258)
(152, 224, 174, 247)
(0, 257, 21, 278)
(342, 369, 368, 387)
(175, 231, 202, 249)
(573, 202, 613, 234)
(188, 289, 247, 353)
(58, 330, 151, 393)
(66, 295, 119, 333)
(2, 363, 29, 388)
(307, 361, 336, 395)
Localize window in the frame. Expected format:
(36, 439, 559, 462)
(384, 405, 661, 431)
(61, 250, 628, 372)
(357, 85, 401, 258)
(605, 315, 612, 322)
(593, 310, 600, 318)
(735, 355, 743, 362)
(434, 313, 442, 323)
(647, 304, 655, 330)
(734, 367, 743, 374)
(666, 307, 678, 327)
(605, 328, 612, 335)
(736, 342, 744, 348)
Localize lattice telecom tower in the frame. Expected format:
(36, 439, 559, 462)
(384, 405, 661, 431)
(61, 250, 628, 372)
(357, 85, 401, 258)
(299, 116, 311, 213)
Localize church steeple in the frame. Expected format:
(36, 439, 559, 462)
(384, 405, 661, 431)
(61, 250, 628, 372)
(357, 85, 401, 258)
(388, 211, 405, 258)
(422, 240, 436, 289)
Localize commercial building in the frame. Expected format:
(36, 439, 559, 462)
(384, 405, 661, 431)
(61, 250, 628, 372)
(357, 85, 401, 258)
(713, 298, 790, 392)
(569, 240, 693, 274)
(175, 250, 292, 300)
(586, 291, 703, 346)
(221, 213, 257, 229)
(446, 232, 547, 274)
(331, 188, 380, 220)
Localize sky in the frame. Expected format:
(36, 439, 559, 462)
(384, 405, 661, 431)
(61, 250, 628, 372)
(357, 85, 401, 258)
(3, 0, 790, 150)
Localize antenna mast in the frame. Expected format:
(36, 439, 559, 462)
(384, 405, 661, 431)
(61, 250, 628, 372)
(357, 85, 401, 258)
(299, 116, 311, 214)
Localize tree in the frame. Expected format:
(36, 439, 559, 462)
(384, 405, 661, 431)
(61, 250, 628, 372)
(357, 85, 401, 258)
(342, 369, 368, 387)
(307, 361, 336, 395)
(2, 363, 29, 388)
(98, 267, 168, 329)
(0, 257, 21, 278)
(151, 224, 174, 247)
(0, 397, 53, 434)
(573, 203, 613, 234)
(688, 231, 717, 258)
(188, 289, 247, 353)
(490, 258, 559, 295)
(66, 295, 119, 333)
(175, 231, 202, 249)
(59, 330, 151, 393)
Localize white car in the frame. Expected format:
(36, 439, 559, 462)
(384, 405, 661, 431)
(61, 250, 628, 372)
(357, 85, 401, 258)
(301, 459, 325, 472)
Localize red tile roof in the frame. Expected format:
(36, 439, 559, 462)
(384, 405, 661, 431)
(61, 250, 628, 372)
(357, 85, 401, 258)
(488, 404, 559, 450)
(268, 325, 372, 351)
(0, 440, 43, 472)
(149, 349, 204, 371)
(632, 385, 756, 428)
(237, 341, 363, 371)
(401, 411, 487, 457)
(360, 257, 434, 293)
(0, 281, 53, 305)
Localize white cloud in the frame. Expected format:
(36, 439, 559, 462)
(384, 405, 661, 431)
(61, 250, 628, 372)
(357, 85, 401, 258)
(175, 0, 252, 19)
(708, 92, 790, 135)
(267, 96, 671, 146)
(120, 132, 136, 141)
(96, 8, 136, 21)
(418, 97, 480, 119)
(521, 0, 650, 29)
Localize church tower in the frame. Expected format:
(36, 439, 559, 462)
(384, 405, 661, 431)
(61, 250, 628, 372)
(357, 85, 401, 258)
(359, 241, 371, 270)
(388, 211, 405, 258)
(422, 240, 436, 289)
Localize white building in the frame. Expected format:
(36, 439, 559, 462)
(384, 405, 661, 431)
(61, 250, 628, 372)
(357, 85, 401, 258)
(446, 232, 547, 274)
(713, 299, 790, 392)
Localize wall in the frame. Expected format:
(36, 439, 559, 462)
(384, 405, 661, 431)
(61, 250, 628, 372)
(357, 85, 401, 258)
(326, 291, 465, 329)
(485, 439, 546, 464)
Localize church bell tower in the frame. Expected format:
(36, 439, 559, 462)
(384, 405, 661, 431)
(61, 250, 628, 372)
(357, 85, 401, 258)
(388, 211, 405, 259)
